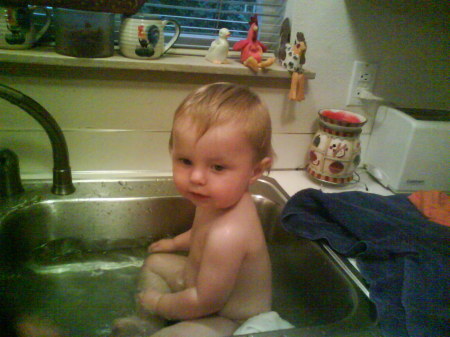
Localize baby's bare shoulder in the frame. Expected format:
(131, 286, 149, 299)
(201, 224, 250, 264)
(208, 214, 259, 247)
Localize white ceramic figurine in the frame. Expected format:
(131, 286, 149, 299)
(205, 27, 230, 64)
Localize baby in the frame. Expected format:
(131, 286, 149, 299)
(113, 82, 274, 337)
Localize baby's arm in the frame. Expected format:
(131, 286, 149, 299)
(149, 229, 191, 253)
(140, 226, 245, 320)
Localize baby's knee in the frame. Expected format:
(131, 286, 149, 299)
(141, 253, 186, 292)
(137, 272, 171, 294)
(143, 253, 166, 273)
(142, 254, 164, 274)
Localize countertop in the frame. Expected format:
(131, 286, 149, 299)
(269, 168, 392, 197)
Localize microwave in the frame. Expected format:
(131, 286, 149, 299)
(365, 106, 450, 192)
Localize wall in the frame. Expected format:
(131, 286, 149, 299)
(287, 0, 448, 110)
(0, 67, 315, 175)
(1, 0, 448, 178)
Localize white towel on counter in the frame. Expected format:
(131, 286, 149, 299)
(233, 311, 295, 335)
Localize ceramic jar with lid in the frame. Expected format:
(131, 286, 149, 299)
(307, 109, 367, 185)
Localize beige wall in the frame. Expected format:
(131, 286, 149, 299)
(288, 0, 449, 110)
(1, 0, 447, 178)
(0, 67, 319, 175)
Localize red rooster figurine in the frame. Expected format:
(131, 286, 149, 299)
(233, 16, 275, 72)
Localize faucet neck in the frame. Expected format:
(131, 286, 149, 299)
(0, 84, 75, 195)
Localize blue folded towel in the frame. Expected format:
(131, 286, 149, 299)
(281, 188, 450, 337)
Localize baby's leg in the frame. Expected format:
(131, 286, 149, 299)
(141, 253, 187, 292)
(111, 254, 185, 337)
(135, 267, 171, 322)
(111, 269, 169, 336)
(137, 262, 172, 294)
(150, 316, 239, 337)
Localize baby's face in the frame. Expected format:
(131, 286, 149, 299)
(171, 119, 259, 209)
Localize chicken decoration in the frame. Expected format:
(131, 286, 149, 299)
(233, 15, 275, 72)
(205, 28, 231, 64)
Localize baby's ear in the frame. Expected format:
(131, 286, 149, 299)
(250, 157, 273, 184)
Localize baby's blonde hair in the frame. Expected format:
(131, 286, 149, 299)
(170, 82, 274, 163)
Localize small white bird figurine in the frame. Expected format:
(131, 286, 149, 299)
(205, 28, 231, 64)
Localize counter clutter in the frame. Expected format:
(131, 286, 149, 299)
(0, 5, 316, 81)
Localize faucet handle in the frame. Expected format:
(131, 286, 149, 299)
(0, 149, 24, 197)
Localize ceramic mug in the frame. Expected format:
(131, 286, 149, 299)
(120, 15, 180, 59)
(0, 6, 51, 49)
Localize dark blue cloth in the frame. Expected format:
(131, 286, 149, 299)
(281, 188, 450, 337)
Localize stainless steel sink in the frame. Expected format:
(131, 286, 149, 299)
(0, 176, 379, 337)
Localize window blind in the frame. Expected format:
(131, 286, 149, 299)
(138, 0, 286, 52)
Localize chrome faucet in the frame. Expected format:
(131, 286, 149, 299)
(0, 84, 75, 195)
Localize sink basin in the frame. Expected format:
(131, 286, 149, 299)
(0, 176, 378, 337)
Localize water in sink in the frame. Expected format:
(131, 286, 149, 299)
(20, 247, 146, 336)
(4, 240, 353, 336)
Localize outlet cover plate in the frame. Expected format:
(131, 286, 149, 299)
(346, 61, 378, 106)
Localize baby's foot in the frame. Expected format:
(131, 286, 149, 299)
(111, 315, 164, 337)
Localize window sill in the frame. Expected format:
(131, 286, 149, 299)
(0, 47, 316, 80)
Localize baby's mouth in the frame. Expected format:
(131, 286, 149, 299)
(188, 191, 209, 200)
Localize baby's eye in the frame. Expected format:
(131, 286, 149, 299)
(179, 158, 192, 166)
(212, 164, 225, 172)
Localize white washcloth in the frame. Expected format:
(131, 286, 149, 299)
(233, 311, 295, 335)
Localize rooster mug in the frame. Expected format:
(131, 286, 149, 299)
(120, 15, 180, 59)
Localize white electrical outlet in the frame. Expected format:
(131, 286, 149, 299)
(346, 61, 378, 106)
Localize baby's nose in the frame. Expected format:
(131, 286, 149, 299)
(190, 167, 207, 185)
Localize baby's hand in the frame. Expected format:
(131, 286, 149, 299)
(148, 238, 176, 253)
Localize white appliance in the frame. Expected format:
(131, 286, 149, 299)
(365, 105, 450, 192)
